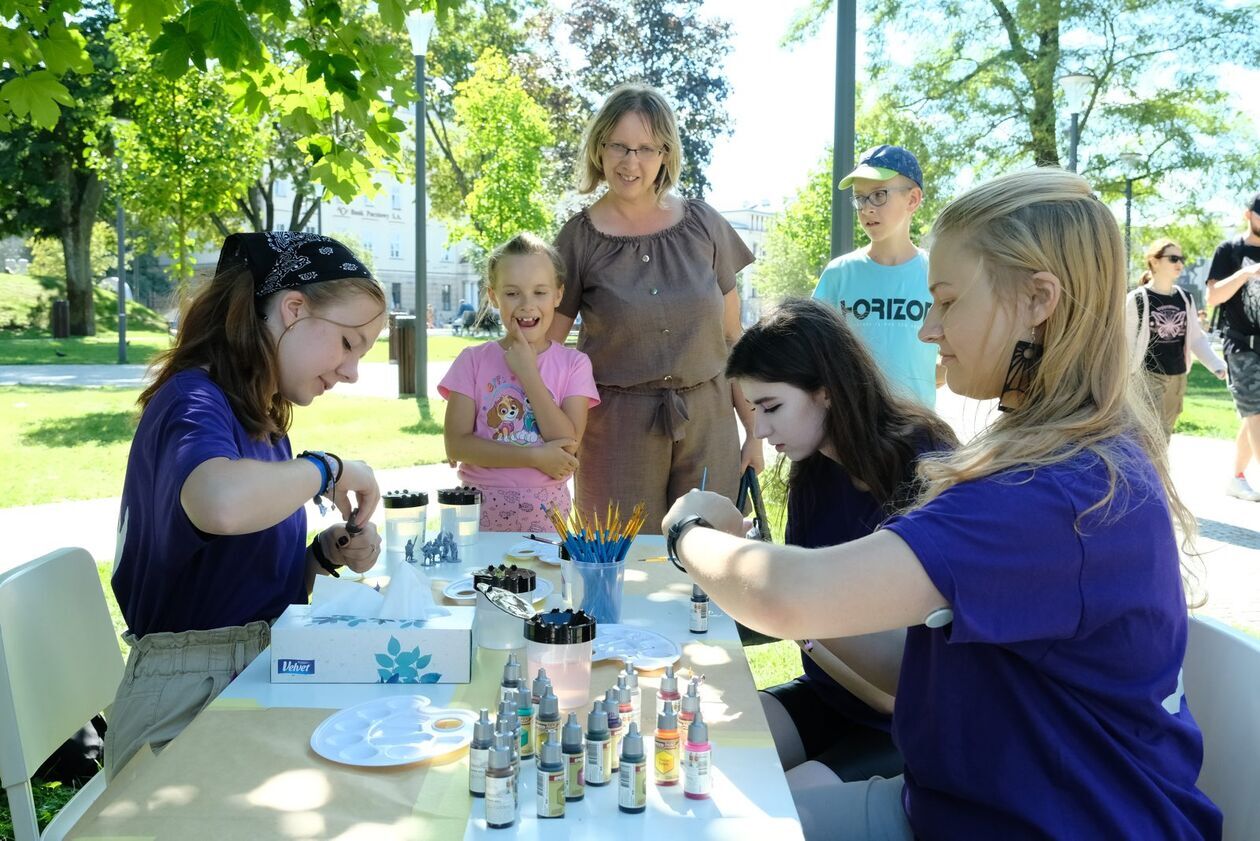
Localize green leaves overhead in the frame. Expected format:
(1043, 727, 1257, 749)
(1, 0, 462, 200)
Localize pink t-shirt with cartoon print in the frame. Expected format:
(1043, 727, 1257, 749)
(438, 340, 600, 489)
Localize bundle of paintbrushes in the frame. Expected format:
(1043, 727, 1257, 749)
(543, 502, 647, 565)
(544, 502, 646, 624)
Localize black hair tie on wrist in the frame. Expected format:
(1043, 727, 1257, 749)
(326, 452, 344, 484)
(311, 534, 342, 578)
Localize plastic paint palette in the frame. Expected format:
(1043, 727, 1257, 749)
(310, 695, 477, 767)
(506, 541, 561, 565)
(592, 624, 681, 671)
(443, 575, 552, 604)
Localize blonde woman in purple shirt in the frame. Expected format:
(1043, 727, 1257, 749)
(664, 169, 1221, 840)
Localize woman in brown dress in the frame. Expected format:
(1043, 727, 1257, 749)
(549, 85, 761, 532)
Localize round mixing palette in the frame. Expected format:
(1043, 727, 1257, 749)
(311, 696, 477, 767)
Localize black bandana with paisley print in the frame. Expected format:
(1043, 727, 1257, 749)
(215, 231, 375, 297)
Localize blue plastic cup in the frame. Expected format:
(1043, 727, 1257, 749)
(571, 558, 626, 625)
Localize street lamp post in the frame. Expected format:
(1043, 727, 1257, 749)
(1117, 152, 1144, 272)
(114, 128, 128, 364)
(406, 10, 436, 404)
(1059, 73, 1092, 173)
(830, 0, 857, 259)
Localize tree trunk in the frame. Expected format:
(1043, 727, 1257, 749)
(53, 156, 104, 336)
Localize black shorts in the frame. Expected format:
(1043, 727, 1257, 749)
(764, 678, 903, 782)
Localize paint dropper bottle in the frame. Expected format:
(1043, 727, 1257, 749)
(683, 709, 713, 800)
(604, 688, 623, 773)
(690, 583, 710, 633)
(585, 706, 612, 786)
(562, 711, 585, 802)
(657, 665, 681, 718)
(485, 740, 516, 829)
(618, 723, 648, 814)
(531, 668, 551, 754)
(500, 653, 522, 706)
(468, 708, 493, 797)
(516, 686, 534, 760)
(679, 677, 700, 730)
(536, 732, 565, 819)
(625, 669, 641, 731)
(654, 705, 681, 786)
(536, 688, 562, 761)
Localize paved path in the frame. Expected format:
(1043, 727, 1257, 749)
(2, 367, 1256, 634)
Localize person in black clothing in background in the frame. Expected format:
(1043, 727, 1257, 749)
(1206, 191, 1260, 501)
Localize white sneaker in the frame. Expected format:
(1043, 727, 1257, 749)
(1226, 476, 1260, 502)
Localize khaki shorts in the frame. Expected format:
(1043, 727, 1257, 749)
(103, 621, 270, 780)
(1144, 371, 1187, 440)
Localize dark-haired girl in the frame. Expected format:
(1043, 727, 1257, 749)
(725, 297, 955, 791)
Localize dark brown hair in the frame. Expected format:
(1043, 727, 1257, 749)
(726, 297, 956, 512)
(140, 269, 385, 442)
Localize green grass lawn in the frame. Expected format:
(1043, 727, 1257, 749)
(1, 385, 448, 505)
(361, 332, 483, 364)
(1175, 364, 1240, 439)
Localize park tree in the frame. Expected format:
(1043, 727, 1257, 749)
(444, 48, 554, 256)
(0, 5, 115, 335)
(26, 221, 117, 281)
(784, 0, 1259, 211)
(102, 28, 265, 289)
(3, 1, 465, 204)
(566, 0, 736, 199)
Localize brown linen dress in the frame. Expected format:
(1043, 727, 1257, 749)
(554, 199, 755, 532)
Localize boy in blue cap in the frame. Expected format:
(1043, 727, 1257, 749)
(813, 145, 941, 408)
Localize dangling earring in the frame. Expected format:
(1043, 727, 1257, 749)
(997, 329, 1042, 413)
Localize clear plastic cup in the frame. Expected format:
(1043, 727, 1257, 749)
(525, 609, 596, 710)
(571, 558, 626, 625)
(437, 487, 482, 548)
(473, 565, 536, 650)
(382, 490, 427, 576)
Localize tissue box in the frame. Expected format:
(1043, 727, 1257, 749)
(270, 604, 475, 684)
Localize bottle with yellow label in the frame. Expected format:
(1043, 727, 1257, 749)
(654, 706, 680, 786)
(619, 723, 648, 813)
(536, 733, 565, 818)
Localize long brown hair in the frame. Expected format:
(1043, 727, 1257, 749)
(726, 297, 957, 512)
(140, 268, 385, 442)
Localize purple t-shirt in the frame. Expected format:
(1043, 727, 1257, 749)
(113, 369, 307, 636)
(884, 440, 1221, 839)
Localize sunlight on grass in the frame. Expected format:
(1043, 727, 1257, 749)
(1, 385, 447, 505)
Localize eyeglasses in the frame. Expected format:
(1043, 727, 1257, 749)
(851, 186, 914, 210)
(602, 142, 664, 160)
(1161, 254, 1185, 264)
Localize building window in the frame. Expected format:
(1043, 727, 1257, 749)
(389, 236, 401, 259)
(275, 179, 289, 197)
(391, 188, 401, 210)
(276, 222, 287, 231)
(305, 225, 316, 234)
(441, 284, 451, 310)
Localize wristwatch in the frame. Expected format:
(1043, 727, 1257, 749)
(666, 514, 711, 573)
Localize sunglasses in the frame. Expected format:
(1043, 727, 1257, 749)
(1161, 254, 1185, 264)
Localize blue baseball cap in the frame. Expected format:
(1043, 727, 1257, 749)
(838, 144, 923, 190)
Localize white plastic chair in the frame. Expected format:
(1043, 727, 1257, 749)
(0, 547, 125, 841)
(1183, 614, 1260, 841)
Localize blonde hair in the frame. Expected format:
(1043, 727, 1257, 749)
(486, 232, 565, 291)
(1138, 237, 1180, 286)
(916, 168, 1202, 603)
(577, 85, 682, 198)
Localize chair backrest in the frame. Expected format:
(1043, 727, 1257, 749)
(1183, 614, 1260, 841)
(0, 547, 125, 786)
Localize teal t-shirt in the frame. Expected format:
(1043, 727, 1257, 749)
(812, 249, 937, 407)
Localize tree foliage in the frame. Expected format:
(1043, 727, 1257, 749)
(3, 0, 464, 201)
(566, 0, 736, 199)
(445, 49, 553, 256)
(784, 0, 1259, 213)
(100, 28, 265, 288)
(27, 221, 117, 281)
(0, 5, 116, 335)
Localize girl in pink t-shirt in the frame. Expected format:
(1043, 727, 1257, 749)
(439, 233, 600, 531)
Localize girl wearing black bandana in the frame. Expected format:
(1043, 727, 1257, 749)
(104, 232, 387, 779)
